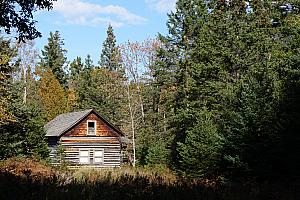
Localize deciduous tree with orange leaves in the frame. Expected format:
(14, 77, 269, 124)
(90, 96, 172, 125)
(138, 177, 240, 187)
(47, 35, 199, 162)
(38, 68, 69, 121)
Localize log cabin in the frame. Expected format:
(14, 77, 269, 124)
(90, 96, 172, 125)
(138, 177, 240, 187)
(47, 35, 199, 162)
(45, 109, 126, 168)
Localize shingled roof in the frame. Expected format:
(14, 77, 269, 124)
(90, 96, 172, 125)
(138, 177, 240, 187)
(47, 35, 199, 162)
(44, 109, 124, 137)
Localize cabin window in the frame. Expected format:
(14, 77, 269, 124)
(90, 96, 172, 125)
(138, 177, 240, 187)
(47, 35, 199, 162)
(79, 150, 89, 164)
(87, 120, 96, 135)
(94, 150, 104, 164)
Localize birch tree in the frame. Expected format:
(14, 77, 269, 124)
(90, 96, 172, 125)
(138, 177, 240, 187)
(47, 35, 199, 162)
(120, 39, 160, 166)
(16, 41, 39, 104)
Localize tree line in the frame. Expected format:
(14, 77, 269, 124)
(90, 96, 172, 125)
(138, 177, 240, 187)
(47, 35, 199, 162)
(1, 0, 300, 182)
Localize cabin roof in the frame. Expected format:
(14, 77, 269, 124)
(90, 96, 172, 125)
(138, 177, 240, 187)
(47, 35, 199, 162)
(44, 109, 124, 137)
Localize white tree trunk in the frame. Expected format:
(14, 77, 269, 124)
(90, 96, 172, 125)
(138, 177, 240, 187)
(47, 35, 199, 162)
(126, 83, 136, 167)
(22, 63, 27, 104)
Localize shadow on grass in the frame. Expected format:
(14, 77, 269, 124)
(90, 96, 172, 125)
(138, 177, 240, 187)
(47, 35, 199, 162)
(0, 158, 299, 200)
(1, 172, 300, 200)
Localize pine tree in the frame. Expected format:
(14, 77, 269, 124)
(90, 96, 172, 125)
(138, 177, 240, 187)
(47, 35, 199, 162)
(0, 100, 49, 160)
(40, 31, 68, 87)
(178, 110, 224, 178)
(156, 0, 214, 172)
(99, 25, 121, 71)
(156, 0, 300, 179)
(84, 54, 94, 70)
(76, 68, 126, 125)
(70, 56, 83, 78)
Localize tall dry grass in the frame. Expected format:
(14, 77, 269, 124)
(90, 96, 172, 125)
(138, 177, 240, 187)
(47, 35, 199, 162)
(0, 158, 299, 200)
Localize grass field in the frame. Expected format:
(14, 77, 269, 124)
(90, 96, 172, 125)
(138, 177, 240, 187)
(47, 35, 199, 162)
(0, 158, 299, 200)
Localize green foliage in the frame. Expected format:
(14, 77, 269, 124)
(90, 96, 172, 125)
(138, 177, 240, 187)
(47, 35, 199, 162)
(40, 31, 68, 87)
(178, 110, 224, 178)
(84, 54, 94, 70)
(0, 102, 49, 160)
(145, 140, 170, 167)
(75, 67, 126, 125)
(70, 56, 83, 78)
(100, 25, 122, 71)
(152, 0, 300, 180)
(0, 37, 48, 160)
(0, 0, 54, 41)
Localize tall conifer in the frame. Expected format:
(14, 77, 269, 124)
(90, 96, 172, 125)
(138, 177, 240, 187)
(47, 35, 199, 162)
(99, 25, 121, 71)
(40, 31, 68, 87)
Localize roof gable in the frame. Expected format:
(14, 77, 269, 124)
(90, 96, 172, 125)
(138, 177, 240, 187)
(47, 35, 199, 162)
(45, 109, 124, 137)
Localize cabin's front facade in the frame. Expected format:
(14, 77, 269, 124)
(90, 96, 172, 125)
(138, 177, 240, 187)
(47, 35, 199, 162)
(45, 109, 125, 168)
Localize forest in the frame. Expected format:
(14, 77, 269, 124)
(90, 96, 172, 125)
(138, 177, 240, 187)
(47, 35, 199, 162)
(1, 0, 300, 199)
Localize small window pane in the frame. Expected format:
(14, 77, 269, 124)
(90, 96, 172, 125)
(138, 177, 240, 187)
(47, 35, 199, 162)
(94, 151, 103, 157)
(88, 122, 95, 127)
(94, 157, 103, 163)
(80, 157, 89, 163)
(87, 121, 96, 135)
(80, 150, 89, 157)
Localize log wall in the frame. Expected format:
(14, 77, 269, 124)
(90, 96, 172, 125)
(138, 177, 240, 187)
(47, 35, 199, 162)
(47, 113, 122, 167)
(60, 136, 121, 167)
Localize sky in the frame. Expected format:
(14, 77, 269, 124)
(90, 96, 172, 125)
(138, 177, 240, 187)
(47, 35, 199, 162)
(34, 0, 176, 63)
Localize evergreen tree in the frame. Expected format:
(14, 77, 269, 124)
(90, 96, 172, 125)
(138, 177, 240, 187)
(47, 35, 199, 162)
(0, 100, 49, 160)
(145, 139, 170, 167)
(156, 0, 300, 179)
(156, 0, 213, 171)
(40, 31, 68, 87)
(178, 110, 224, 178)
(76, 68, 126, 125)
(70, 56, 84, 78)
(84, 54, 94, 70)
(99, 25, 121, 71)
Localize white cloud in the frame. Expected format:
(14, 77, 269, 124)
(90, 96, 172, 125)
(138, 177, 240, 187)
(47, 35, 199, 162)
(146, 0, 176, 13)
(52, 0, 147, 27)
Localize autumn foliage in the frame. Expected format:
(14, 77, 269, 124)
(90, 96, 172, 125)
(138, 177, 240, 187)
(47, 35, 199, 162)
(38, 69, 69, 121)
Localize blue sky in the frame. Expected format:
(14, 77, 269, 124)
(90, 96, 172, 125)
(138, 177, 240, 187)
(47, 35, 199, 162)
(34, 0, 176, 63)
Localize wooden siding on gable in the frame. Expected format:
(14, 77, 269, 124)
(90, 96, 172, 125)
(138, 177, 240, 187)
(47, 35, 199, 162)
(64, 113, 119, 137)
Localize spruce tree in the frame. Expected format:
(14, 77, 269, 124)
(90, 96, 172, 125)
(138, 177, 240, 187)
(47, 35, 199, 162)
(155, 0, 300, 179)
(156, 0, 214, 171)
(76, 68, 126, 125)
(178, 110, 224, 178)
(99, 25, 121, 71)
(40, 31, 68, 87)
(84, 54, 94, 70)
(70, 56, 84, 78)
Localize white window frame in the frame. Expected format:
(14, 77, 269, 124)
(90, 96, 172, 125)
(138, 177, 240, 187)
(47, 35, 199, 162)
(94, 149, 104, 165)
(79, 149, 90, 164)
(87, 120, 97, 136)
